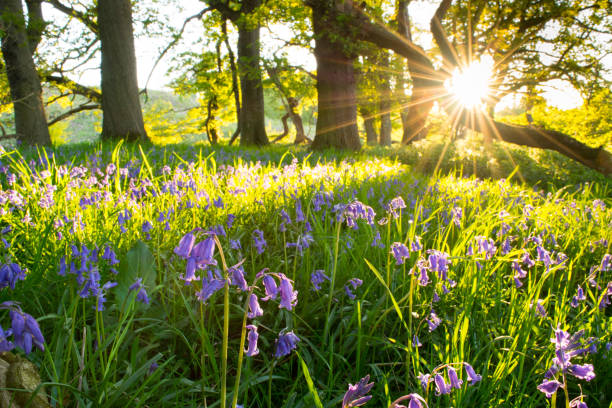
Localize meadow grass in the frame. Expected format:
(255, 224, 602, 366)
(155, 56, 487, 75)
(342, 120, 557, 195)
(0, 139, 609, 407)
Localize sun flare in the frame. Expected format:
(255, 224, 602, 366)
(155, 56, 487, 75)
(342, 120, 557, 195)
(445, 55, 494, 109)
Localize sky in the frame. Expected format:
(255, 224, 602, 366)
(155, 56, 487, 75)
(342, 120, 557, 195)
(44, 0, 593, 111)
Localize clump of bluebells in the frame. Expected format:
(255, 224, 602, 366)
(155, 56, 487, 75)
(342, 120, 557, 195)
(537, 327, 597, 403)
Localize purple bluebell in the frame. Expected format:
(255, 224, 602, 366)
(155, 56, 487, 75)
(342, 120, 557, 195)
(389, 393, 428, 408)
(451, 206, 462, 227)
(311, 270, 330, 291)
(537, 379, 562, 398)
(196, 278, 225, 304)
(0, 263, 26, 290)
(417, 373, 431, 390)
(96, 281, 117, 311)
(230, 264, 248, 292)
(601, 254, 611, 271)
(129, 278, 150, 305)
(391, 243, 411, 265)
(230, 239, 242, 250)
(476, 236, 496, 260)
(447, 366, 463, 389)
(464, 363, 482, 385)
(274, 330, 299, 357)
(248, 294, 263, 319)
(536, 246, 553, 271)
(427, 310, 441, 332)
(262, 275, 278, 300)
(344, 278, 363, 299)
(278, 275, 298, 310)
(342, 374, 374, 408)
(191, 237, 216, 267)
(571, 286, 585, 308)
(534, 300, 547, 317)
(295, 199, 305, 222)
(10, 309, 45, 354)
(181, 258, 200, 284)
(433, 374, 451, 395)
(410, 236, 422, 252)
(568, 364, 595, 381)
(427, 250, 451, 280)
(0, 324, 13, 352)
(570, 400, 588, 408)
(175, 232, 195, 259)
(245, 325, 259, 356)
(253, 230, 267, 254)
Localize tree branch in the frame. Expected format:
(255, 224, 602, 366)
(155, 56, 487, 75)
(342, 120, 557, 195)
(46, 0, 97, 33)
(47, 103, 99, 126)
(44, 74, 102, 103)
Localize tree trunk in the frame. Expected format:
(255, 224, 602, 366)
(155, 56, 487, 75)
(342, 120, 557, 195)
(0, 0, 50, 145)
(378, 51, 392, 146)
(237, 25, 268, 146)
(364, 114, 378, 145)
(98, 0, 148, 142)
(311, 1, 361, 151)
(204, 95, 218, 145)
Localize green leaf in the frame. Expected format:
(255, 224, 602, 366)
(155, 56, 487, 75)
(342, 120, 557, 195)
(297, 352, 324, 408)
(115, 240, 156, 305)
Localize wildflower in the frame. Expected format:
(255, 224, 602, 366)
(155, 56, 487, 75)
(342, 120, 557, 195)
(601, 254, 611, 271)
(536, 246, 553, 271)
(451, 207, 462, 227)
(410, 236, 422, 252)
(534, 299, 547, 317)
(248, 294, 263, 319)
(142, 221, 153, 240)
(230, 263, 248, 292)
(129, 278, 150, 304)
(391, 243, 411, 265)
(175, 232, 196, 259)
(344, 278, 363, 299)
(447, 366, 463, 389)
(537, 379, 563, 398)
(342, 374, 374, 408)
(434, 374, 451, 395)
(295, 199, 305, 222)
(278, 275, 298, 310)
(390, 393, 428, 408)
(253, 230, 267, 254)
(311, 270, 330, 291)
(464, 363, 482, 385)
(567, 364, 595, 381)
(0, 263, 26, 290)
(262, 274, 279, 300)
(9, 309, 45, 354)
(191, 237, 217, 267)
(427, 310, 441, 332)
(274, 331, 299, 357)
(570, 399, 588, 408)
(571, 286, 586, 308)
(230, 239, 242, 251)
(0, 324, 13, 352)
(245, 325, 259, 356)
(417, 373, 431, 390)
(101, 245, 120, 266)
(476, 236, 496, 260)
(196, 276, 225, 304)
(371, 231, 384, 248)
(427, 250, 451, 280)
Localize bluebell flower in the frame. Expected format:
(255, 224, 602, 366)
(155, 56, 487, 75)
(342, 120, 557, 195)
(248, 294, 263, 319)
(253, 230, 267, 254)
(451, 206, 462, 227)
(245, 325, 259, 356)
(311, 270, 330, 291)
(0, 324, 14, 352)
(389, 393, 428, 408)
(230, 263, 249, 291)
(568, 364, 595, 381)
(417, 373, 431, 390)
(295, 199, 305, 223)
(342, 374, 374, 408)
(427, 310, 441, 332)
(536, 246, 553, 271)
(262, 275, 278, 300)
(230, 239, 242, 250)
(278, 274, 298, 310)
(344, 278, 363, 300)
(196, 278, 225, 304)
(191, 237, 217, 267)
(175, 232, 196, 259)
(537, 379, 562, 398)
(476, 236, 496, 260)
(274, 330, 299, 357)
(9, 309, 45, 354)
(427, 250, 451, 280)
(464, 363, 482, 385)
(101, 245, 120, 266)
(96, 281, 117, 311)
(0, 263, 26, 290)
(391, 243, 411, 265)
(447, 366, 463, 389)
(600, 254, 611, 271)
(129, 278, 150, 304)
(434, 374, 451, 395)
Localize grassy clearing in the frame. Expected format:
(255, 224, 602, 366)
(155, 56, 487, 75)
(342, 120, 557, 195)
(0, 139, 610, 407)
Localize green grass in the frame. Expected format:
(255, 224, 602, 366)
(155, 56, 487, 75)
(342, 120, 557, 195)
(0, 138, 609, 407)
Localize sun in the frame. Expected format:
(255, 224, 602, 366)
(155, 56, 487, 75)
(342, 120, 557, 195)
(445, 55, 494, 109)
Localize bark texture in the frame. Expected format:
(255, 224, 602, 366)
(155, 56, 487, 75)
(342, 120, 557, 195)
(98, 0, 148, 142)
(0, 0, 50, 145)
(237, 24, 268, 146)
(310, 0, 361, 151)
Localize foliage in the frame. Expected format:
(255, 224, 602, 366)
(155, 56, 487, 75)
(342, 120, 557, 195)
(0, 141, 609, 407)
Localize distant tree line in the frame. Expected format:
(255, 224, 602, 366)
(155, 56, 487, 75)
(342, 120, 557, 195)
(0, 0, 610, 174)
